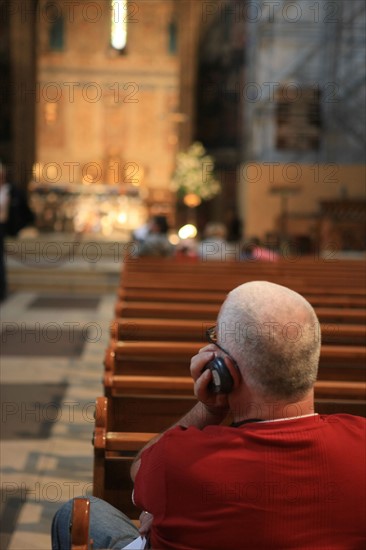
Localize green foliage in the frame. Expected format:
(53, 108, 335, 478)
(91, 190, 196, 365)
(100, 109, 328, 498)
(171, 142, 221, 201)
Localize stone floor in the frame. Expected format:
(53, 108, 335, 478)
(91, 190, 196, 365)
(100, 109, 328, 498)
(1, 249, 121, 549)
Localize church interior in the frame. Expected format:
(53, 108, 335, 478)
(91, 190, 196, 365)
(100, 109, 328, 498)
(0, 0, 365, 548)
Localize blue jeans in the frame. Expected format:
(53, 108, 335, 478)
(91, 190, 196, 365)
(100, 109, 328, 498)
(51, 496, 140, 549)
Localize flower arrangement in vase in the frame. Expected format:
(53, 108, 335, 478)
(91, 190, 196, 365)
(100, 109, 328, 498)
(171, 142, 221, 207)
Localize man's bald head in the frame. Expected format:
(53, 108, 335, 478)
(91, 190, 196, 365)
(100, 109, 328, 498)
(217, 281, 321, 401)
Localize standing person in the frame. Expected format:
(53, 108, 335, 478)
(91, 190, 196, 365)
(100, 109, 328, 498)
(0, 162, 34, 301)
(52, 281, 366, 549)
(0, 163, 10, 301)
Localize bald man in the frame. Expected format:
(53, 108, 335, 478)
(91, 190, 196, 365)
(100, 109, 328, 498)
(52, 282, 366, 550)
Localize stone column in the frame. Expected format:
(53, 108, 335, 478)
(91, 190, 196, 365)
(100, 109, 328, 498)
(176, 0, 203, 150)
(9, 0, 37, 188)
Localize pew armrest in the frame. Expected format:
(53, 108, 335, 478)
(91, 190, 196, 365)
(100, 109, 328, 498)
(71, 497, 92, 550)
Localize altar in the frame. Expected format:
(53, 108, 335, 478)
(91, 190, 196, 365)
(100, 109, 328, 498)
(28, 182, 149, 239)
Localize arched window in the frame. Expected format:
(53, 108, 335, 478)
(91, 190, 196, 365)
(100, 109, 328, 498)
(168, 20, 177, 55)
(49, 16, 64, 51)
(45, 0, 65, 51)
(111, 0, 128, 52)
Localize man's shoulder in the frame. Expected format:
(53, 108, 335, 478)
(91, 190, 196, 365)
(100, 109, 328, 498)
(321, 413, 366, 434)
(161, 425, 232, 446)
(322, 413, 365, 424)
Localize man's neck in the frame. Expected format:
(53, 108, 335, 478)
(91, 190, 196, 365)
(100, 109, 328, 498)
(230, 390, 315, 423)
(232, 412, 318, 428)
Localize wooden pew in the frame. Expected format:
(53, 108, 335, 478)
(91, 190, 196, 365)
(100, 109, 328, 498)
(120, 260, 366, 287)
(117, 287, 366, 308)
(120, 277, 366, 296)
(121, 258, 366, 284)
(93, 395, 155, 518)
(71, 498, 91, 550)
(114, 301, 366, 324)
(104, 341, 366, 381)
(110, 318, 366, 345)
(103, 374, 366, 411)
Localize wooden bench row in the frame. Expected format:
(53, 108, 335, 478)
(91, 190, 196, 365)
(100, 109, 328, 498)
(114, 301, 366, 324)
(100, 377, 366, 420)
(122, 257, 366, 278)
(121, 255, 365, 281)
(110, 318, 366, 345)
(103, 374, 366, 404)
(118, 287, 366, 308)
(121, 275, 366, 294)
(104, 340, 366, 382)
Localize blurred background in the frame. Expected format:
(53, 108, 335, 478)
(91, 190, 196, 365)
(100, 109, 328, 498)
(1, 0, 365, 253)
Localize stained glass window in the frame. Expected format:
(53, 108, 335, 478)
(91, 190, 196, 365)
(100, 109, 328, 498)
(111, 0, 128, 51)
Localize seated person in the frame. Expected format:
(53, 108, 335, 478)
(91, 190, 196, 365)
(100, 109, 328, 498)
(198, 222, 229, 261)
(241, 237, 279, 262)
(174, 237, 199, 260)
(52, 281, 366, 550)
(136, 215, 175, 258)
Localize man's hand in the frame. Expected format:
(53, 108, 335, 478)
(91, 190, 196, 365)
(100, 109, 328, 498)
(190, 344, 230, 415)
(139, 510, 153, 537)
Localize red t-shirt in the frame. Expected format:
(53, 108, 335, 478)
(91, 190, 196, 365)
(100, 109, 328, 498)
(134, 414, 366, 550)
